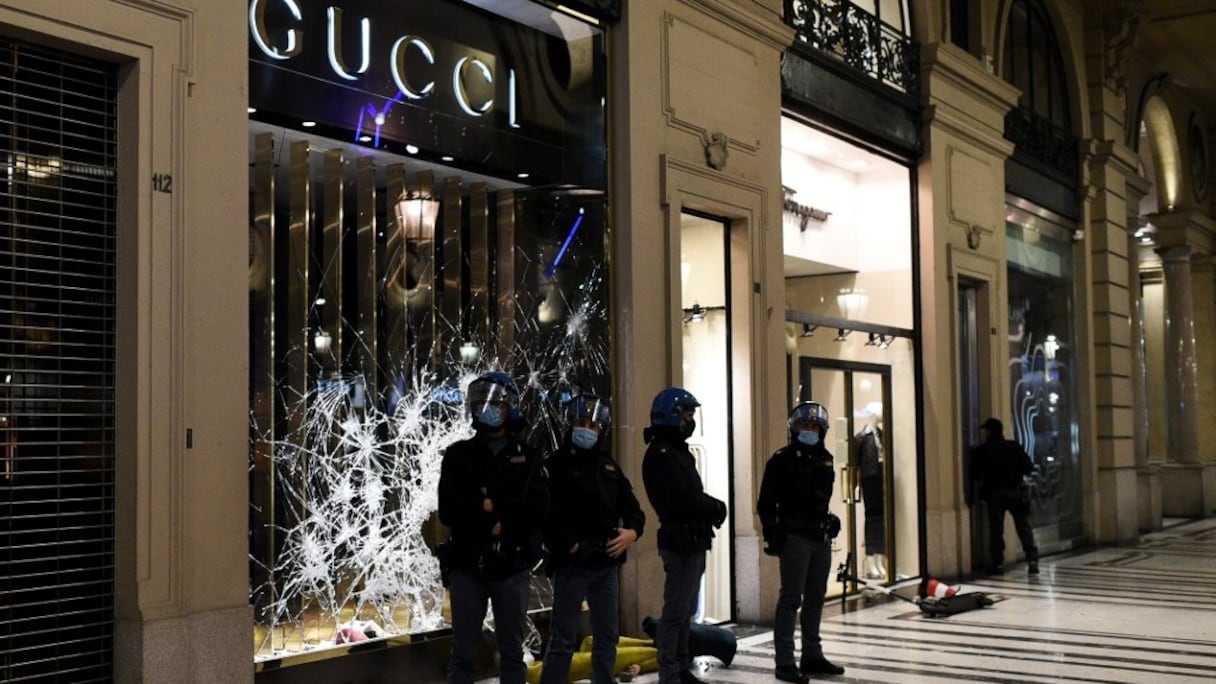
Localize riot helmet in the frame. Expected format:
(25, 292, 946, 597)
(788, 401, 829, 445)
(466, 371, 520, 431)
(650, 387, 700, 438)
(565, 394, 610, 450)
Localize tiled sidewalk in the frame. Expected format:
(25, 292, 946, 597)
(628, 518, 1216, 683)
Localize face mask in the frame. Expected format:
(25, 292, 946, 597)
(477, 405, 505, 429)
(797, 430, 820, 447)
(571, 427, 599, 450)
(680, 419, 696, 438)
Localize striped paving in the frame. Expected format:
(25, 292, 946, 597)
(625, 518, 1216, 683)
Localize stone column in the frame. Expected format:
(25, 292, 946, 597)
(1150, 208, 1216, 517)
(1192, 255, 1216, 456)
(1157, 245, 1200, 466)
(1154, 242, 1212, 516)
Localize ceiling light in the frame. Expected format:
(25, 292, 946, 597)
(801, 323, 817, 338)
(441, 155, 454, 162)
(302, 120, 317, 128)
(247, 107, 257, 114)
(834, 329, 850, 342)
(517, 172, 530, 179)
(359, 135, 372, 143)
(405, 144, 419, 154)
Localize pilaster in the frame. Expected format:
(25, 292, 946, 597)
(1084, 138, 1140, 542)
(918, 41, 1017, 576)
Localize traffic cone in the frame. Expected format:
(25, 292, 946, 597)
(919, 577, 960, 599)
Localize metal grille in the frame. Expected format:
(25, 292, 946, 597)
(0, 38, 118, 683)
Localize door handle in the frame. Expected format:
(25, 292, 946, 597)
(840, 465, 857, 504)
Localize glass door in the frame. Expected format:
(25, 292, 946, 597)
(799, 359, 895, 596)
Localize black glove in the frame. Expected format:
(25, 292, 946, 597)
(821, 513, 842, 540)
(762, 525, 785, 556)
(711, 499, 728, 529)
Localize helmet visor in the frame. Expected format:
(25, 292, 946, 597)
(567, 395, 610, 429)
(467, 380, 515, 413)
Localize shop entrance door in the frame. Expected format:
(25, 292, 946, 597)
(797, 359, 893, 594)
(679, 211, 734, 622)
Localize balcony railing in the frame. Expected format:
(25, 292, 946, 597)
(1004, 107, 1079, 184)
(785, 0, 920, 98)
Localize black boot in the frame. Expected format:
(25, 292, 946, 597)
(679, 670, 707, 684)
(775, 664, 809, 683)
(801, 657, 845, 676)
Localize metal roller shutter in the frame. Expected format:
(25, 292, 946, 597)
(0, 37, 117, 683)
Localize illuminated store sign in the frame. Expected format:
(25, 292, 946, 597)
(249, 0, 517, 124)
(248, 0, 607, 188)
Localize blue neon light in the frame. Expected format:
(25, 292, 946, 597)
(544, 211, 585, 279)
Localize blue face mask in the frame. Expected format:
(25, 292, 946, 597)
(571, 427, 600, 450)
(797, 430, 820, 447)
(477, 405, 505, 429)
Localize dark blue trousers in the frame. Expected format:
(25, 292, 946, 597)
(447, 567, 530, 684)
(657, 548, 706, 684)
(540, 564, 620, 684)
(774, 533, 831, 667)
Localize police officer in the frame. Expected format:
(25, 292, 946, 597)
(540, 394, 645, 684)
(758, 401, 844, 683)
(970, 417, 1038, 575)
(438, 372, 550, 684)
(642, 387, 727, 684)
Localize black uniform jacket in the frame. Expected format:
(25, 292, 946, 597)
(971, 435, 1033, 498)
(438, 432, 550, 578)
(546, 440, 645, 570)
(757, 441, 835, 539)
(641, 425, 726, 553)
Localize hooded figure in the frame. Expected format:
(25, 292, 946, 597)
(970, 417, 1039, 575)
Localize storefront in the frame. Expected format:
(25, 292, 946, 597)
(779, 0, 924, 594)
(245, 0, 611, 668)
(779, 116, 921, 590)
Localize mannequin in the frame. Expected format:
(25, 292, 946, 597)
(853, 402, 886, 578)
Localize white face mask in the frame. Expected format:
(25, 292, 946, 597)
(797, 430, 820, 447)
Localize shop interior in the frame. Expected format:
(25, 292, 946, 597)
(779, 116, 920, 592)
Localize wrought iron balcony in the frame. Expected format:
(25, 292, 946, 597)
(1004, 107, 1079, 184)
(785, 0, 919, 99)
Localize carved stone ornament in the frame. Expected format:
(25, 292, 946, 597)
(966, 224, 982, 250)
(1104, 0, 1145, 95)
(704, 131, 729, 171)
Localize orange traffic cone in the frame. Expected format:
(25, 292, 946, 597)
(919, 577, 960, 599)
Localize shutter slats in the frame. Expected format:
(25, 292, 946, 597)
(0, 37, 117, 682)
